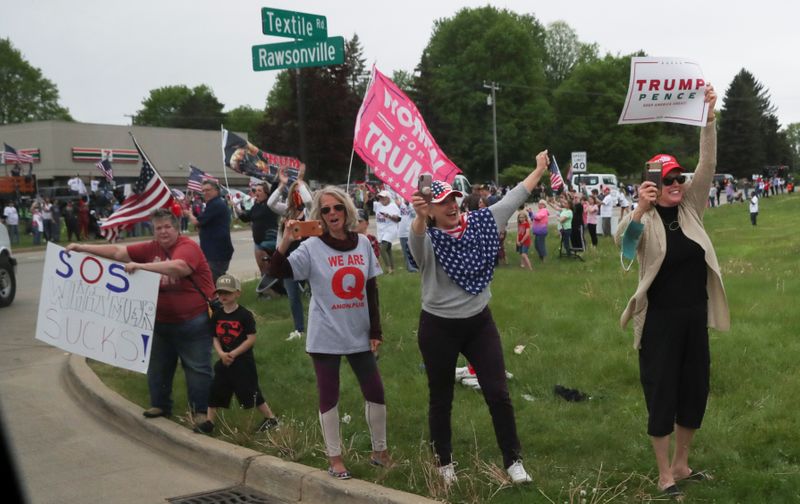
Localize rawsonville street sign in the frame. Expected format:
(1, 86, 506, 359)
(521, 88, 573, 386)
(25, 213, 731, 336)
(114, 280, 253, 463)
(252, 36, 345, 71)
(261, 7, 327, 41)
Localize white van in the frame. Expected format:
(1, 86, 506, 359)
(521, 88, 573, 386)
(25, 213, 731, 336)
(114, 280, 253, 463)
(570, 173, 619, 196)
(451, 173, 471, 207)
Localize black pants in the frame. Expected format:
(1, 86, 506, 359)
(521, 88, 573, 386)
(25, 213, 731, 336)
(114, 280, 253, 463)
(587, 223, 598, 246)
(750, 212, 758, 226)
(310, 351, 384, 413)
(639, 307, 710, 437)
(418, 307, 521, 468)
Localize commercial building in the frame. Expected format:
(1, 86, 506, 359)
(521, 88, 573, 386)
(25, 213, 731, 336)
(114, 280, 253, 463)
(0, 121, 250, 190)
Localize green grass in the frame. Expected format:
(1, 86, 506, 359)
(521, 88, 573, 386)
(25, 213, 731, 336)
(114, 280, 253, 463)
(91, 195, 800, 503)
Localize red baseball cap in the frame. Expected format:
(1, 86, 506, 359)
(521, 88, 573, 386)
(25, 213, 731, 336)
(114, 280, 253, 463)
(647, 154, 683, 178)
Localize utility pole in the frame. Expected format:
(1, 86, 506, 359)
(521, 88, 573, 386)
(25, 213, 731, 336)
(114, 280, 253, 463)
(483, 81, 500, 186)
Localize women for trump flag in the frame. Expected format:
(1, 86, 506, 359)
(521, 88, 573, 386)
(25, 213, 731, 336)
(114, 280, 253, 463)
(353, 67, 461, 202)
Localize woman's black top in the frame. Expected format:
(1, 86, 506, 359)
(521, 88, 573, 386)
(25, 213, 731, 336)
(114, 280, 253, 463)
(647, 205, 708, 309)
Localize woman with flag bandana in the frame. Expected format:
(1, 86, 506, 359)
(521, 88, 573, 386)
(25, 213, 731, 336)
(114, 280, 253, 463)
(408, 151, 549, 486)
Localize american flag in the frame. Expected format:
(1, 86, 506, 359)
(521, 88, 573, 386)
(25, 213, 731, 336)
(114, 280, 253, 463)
(95, 158, 114, 182)
(100, 135, 172, 242)
(187, 164, 219, 192)
(549, 155, 564, 191)
(3, 143, 34, 164)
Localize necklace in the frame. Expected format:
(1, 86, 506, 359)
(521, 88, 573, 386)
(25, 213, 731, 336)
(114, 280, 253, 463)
(667, 220, 680, 231)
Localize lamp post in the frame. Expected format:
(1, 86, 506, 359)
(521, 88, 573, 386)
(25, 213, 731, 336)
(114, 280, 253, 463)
(483, 81, 500, 186)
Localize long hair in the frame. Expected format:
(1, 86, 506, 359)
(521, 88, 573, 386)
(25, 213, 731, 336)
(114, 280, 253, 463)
(309, 186, 359, 233)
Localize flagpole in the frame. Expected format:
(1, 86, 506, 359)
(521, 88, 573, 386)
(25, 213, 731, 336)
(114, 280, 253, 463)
(220, 124, 231, 192)
(128, 132, 171, 190)
(348, 64, 378, 192)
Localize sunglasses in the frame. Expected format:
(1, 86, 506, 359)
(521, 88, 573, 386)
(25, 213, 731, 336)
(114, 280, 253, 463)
(320, 204, 346, 215)
(663, 175, 686, 186)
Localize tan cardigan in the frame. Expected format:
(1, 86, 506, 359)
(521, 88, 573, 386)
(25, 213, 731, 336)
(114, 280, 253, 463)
(615, 120, 730, 349)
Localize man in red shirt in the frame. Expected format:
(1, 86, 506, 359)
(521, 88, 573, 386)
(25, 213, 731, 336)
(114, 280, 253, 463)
(67, 208, 214, 422)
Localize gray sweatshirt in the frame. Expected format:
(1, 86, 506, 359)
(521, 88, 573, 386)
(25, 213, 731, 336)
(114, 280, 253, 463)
(408, 183, 529, 318)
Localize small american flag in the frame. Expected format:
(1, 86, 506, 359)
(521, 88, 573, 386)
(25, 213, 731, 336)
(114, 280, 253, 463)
(187, 164, 219, 192)
(100, 135, 172, 242)
(3, 143, 34, 164)
(95, 158, 114, 182)
(549, 155, 564, 191)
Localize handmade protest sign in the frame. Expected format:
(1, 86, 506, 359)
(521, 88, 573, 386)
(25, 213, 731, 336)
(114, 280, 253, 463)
(35, 243, 159, 374)
(618, 57, 709, 127)
(353, 67, 461, 202)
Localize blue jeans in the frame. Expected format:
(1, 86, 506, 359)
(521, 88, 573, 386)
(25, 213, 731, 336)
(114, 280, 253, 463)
(149, 312, 213, 415)
(400, 237, 418, 272)
(283, 278, 305, 332)
(32, 228, 41, 245)
(533, 234, 547, 260)
(7, 224, 19, 244)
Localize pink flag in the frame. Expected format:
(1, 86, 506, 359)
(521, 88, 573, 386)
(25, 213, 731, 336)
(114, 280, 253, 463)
(353, 68, 461, 202)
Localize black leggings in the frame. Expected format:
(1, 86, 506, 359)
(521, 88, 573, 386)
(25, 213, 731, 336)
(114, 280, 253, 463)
(418, 307, 521, 468)
(639, 307, 710, 437)
(587, 223, 598, 246)
(310, 352, 385, 413)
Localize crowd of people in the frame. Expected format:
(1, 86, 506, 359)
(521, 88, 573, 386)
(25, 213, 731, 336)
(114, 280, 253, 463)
(8, 83, 795, 498)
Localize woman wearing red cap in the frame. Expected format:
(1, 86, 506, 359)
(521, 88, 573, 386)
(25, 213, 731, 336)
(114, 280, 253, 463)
(616, 84, 729, 499)
(409, 153, 548, 486)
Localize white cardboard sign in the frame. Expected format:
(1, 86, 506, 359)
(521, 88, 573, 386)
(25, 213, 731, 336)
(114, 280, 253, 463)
(618, 57, 709, 127)
(36, 243, 160, 374)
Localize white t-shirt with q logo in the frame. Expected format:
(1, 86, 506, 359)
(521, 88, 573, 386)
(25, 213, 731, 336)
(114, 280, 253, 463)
(288, 235, 382, 354)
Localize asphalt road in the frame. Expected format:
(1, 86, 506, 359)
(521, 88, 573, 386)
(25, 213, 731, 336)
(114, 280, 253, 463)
(0, 232, 258, 504)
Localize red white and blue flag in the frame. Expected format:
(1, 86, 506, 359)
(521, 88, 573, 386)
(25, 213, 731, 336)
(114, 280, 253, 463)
(549, 155, 564, 191)
(95, 158, 114, 182)
(3, 143, 34, 164)
(100, 135, 172, 242)
(187, 164, 218, 192)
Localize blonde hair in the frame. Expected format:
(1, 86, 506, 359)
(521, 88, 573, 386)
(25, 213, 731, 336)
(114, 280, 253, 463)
(309, 185, 358, 232)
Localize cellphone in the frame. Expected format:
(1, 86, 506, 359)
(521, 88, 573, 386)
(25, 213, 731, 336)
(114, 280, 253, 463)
(644, 162, 662, 189)
(418, 174, 433, 202)
(292, 220, 323, 238)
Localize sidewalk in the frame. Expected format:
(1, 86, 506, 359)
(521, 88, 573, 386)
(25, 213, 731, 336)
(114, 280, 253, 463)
(64, 354, 435, 504)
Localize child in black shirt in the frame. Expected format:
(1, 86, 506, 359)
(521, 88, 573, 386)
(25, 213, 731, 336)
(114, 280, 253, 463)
(195, 274, 278, 434)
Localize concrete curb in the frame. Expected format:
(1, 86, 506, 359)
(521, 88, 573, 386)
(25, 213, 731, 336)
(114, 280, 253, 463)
(65, 354, 437, 504)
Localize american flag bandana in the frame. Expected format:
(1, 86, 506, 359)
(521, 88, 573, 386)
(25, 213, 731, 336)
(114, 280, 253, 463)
(413, 207, 499, 295)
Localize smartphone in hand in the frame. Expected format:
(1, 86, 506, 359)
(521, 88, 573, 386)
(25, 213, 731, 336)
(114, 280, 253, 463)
(292, 220, 323, 238)
(643, 162, 662, 190)
(418, 173, 433, 202)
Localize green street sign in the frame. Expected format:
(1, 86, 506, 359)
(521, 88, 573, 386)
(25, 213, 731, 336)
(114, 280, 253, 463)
(261, 7, 327, 41)
(252, 36, 344, 71)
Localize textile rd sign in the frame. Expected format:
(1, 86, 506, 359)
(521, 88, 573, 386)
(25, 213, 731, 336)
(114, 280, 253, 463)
(252, 36, 345, 71)
(261, 7, 327, 41)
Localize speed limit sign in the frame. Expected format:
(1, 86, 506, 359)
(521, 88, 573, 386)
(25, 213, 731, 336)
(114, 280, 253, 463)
(571, 151, 587, 172)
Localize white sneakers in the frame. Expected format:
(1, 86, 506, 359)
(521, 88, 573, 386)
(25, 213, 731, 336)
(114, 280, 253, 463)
(286, 330, 303, 341)
(460, 377, 481, 390)
(506, 460, 533, 484)
(439, 460, 531, 486)
(438, 462, 458, 485)
(454, 366, 472, 382)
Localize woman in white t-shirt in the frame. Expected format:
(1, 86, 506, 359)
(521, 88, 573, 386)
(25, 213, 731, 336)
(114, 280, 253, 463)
(269, 186, 390, 479)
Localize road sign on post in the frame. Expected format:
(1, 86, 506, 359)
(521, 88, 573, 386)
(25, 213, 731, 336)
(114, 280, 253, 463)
(261, 7, 327, 41)
(252, 36, 345, 71)
(571, 151, 587, 173)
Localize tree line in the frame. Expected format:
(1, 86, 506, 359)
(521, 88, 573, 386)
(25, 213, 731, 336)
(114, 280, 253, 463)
(2, 8, 797, 183)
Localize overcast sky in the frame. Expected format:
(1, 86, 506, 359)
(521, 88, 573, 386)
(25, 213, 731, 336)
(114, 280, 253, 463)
(3, 0, 798, 127)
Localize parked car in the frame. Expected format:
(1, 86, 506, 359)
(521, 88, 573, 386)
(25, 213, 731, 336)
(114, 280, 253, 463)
(0, 222, 17, 307)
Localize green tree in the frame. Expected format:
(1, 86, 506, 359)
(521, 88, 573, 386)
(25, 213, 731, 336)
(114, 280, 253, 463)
(414, 6, 553, 182)
(0, 38, 72, 124)
(718, 69, 789, 176)
(784, 123, 800, 169)
(224, 105, 263, 140)
(391, 70, 416, 95)
(543, 21, 599, 87)
(135, 84, 225, 130)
